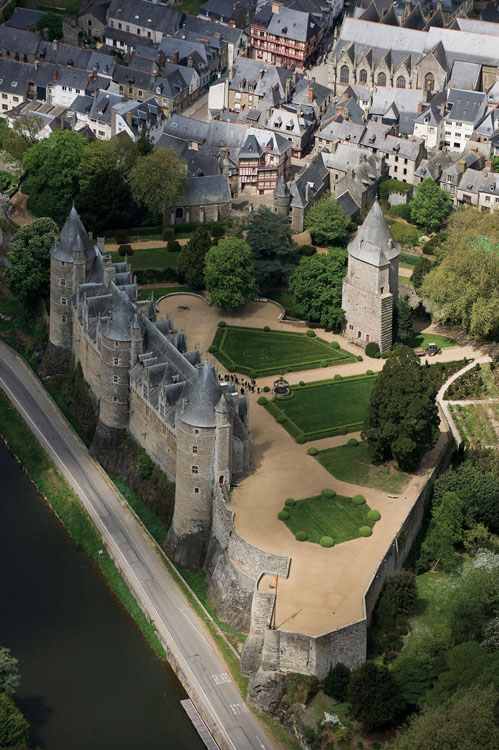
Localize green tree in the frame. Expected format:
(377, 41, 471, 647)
(388, 686, 499, 750)
(129, 148, 186, 226)
(491, 156, 499, 173)
(432, 459, 499, 532)
(4, 218, 58, 309)
(0, 692, 31, 748)
(362, 345, 440, 471)
(463, 523, 490, 555)
(425, 641, 499, 705)
(36, 11, 63, 41)
(304, 194, 351, 247)
(397, 295, 413, 342)
(0, 648, 20, 696)
(482, 616, 499, 653)
(1, 114, 44, 163)
(245, 206, 296, 288)
(449, 565, 499, 645)
(382, 571, 418, 617)
(288, 249, 347, 329)
(418, 491, 464, 571)
(410, 178, 452, 231)
(137, 124, 153, 156)
(323, 662, 350, 701)
(109, 134, 140, 177)
(392, 651, 437, 706)
(204, 238, 258, 311)
(177, 226, 212, 289)
(411, 256, 432, 291)
(347, 662, 404, 729)
(23, 130, 86, 224)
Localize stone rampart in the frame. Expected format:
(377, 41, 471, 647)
(129, 386, 177, 480)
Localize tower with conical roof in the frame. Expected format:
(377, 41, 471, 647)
(341, 198, 400, 352)
(273, 175, 291, 218)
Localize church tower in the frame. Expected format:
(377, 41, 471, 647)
(341, 198, 400, 352)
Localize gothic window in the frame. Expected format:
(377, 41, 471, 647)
(377, 72, 386, 86)
(396, 76, 406, 89)
(340, 65, 349, 84)
(424, 72, 434, 92)
(192, 466, 199, 474)
(359, 69, 367, 83)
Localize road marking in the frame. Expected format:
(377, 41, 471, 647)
(229, 703, 248, 715)
(212, 673, 231, 685)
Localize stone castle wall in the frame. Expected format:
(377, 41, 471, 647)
(129, 386, 177, 480)
(73, 314, 101, 395)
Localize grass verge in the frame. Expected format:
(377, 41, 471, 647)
(316, 440, 409, 493)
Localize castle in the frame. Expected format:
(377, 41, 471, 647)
(48, 206, 251, 570)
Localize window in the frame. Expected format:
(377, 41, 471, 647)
(340, 66, 349, 85)
(357, 330, 361, 338)
(192, 446, 198, 454)
(445, 130, 451, 136)
(192, 466, 199, 474)
(380, 287, 384, 293)
(114, 341, 119, 348)
(454, 142, 460, 148)
(60, 278, 66, 286)
(235, 92, 241, 100)
(112, 357, 121, 366)
(113, 375, 120, 383)
(455, 122, 462, 127)
(485, 195, 491, 202)
(61, 298, 67, 306)
(113, 395, 118, 402)
(61, 314, 67, 323)
(403, 168, 407, 175)
(194, 487, 199, 494)
(396, 75, 406, 89)
(13, 96, 18, 102)
(377, 72, 386, 86)
(359, 69, 367, 83)
(194, 429, 199, 435)
(424, 72, 434, 92)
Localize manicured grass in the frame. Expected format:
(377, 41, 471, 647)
(398, 274, 414, 287)
(171, 0, 205, 14)
(138, 285, 194, 301)
(211, 325, 356, 377)
(399, 252, 420, 268)
(398, 331, 457, 350)
(265, 289, 304, 320)
(265, 374, 377, 442)
(316, 440, 409, 493)
(109, 247, 180, 269)
(26, 0, 81, 16)
(281, 493, 377, 545)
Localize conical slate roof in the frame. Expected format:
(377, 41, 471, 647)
(102, 285, 133, 342)
(50, 206, 96, 263)
(274, 175, 290, 198)
(347, 198, 400, 268)
(179, 362, 221, 428)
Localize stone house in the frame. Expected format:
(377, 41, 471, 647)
(443, 88, 488, 152)
(331, 153, 382, 218)
(106, 0, 183, 46)
(170, 175, 232, 224)
(273, 154, 330, 232)
(77, 1, 111, 40)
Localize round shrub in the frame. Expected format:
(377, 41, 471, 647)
(366, 369, 374, 376)
(247, 370, 257, 379)
(257, 396, 268, 405)
(365, 341, 380, 359)
(359, 526, 373, 537)
(347, 438, 359, 447)
(161, 226, 175, 242)
(277, 415, 287, 423)
(352, 494, 366, 505)
(263, 386, 270, 392)
(218, 320, 227, 327)
(367, 509, 381, 522)
(211, 223, 225, 238)
(285, 498, 296, 507)
(320, 536, 335, 548)
(278, 510, 289, 521)
(331, 341, 340, 349)
(167, 239, 181, 253)
(321, 488, 336, 499)
(229, 366, 236, 372)
(334, 374, 342, 381)
(208, 345, 217, 354)
(321, 360, 328, 367)
(299, 381, 305, 387)
(263, 325, 270, 332)
(296, 435, 306, 444)
(295, 531, 308, 541)
(357, 355, 363, 362)
(307, 446, 319, 456)
(306, 329, 316, 337)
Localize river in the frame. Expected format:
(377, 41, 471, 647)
(0, 440, 204, 750)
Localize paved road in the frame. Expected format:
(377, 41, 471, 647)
(0, 341, 272, 750)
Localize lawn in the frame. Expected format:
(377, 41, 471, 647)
(170, 0, 205, 16)
(399, 252, 420, 269)
(211, 325, 356, 378)
(316, 440, 409, 493)
(282, 493, 377, 545)
(398, 331, 457, 350)
(109, 247, 180, 270)
(265, 289, 304, 320)
(398, 274, 414, 287)
(138, 285, 194, 301)
(450, 403, 498, 447)
(386, 217, 420, 247)
(24, 0, 81, 16)
(265, 374, 377, 441)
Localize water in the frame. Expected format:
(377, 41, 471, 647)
(0, 441, 204, 750)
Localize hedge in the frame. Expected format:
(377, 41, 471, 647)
(359, 526, 373, 537)
(367, 509, 381, 522)
(366, 369, 374, 376)
(357, 355, 363, 361)
(353, 494, 366, 505)
(320, 536, 335, 548)
(118, 244, 133, 257)
(306, 329, 316, 337)
(296, 435, 306, 444)
(321, 361, 328, 367)
(277, 415, 287, 423)
(321, 488, 336, 498)
(208, 345, 217, 353)
(263, 325, 270, 332)
(299, 381, 305, 387)
(334, 374, 342, 381)
(258, 396, 268, 405)
(307, 447, 319, 455)
(278, 510, 289, 521)
(378, 178, 413, 200)
(295, 531, 308, 542)
(347, 438, 359, 447)
(285, 498, 296, 507)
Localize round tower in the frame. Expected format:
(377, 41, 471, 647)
(98, 286, 133, 430)
(273, 175, 291, 217)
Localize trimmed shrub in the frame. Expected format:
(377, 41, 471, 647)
(118, 243, 132, 257)
(353, 494, 366, 505)
(162, 226, 175, 242)
(331, 341, 340, 349)
(277, 415, 287, 423)
(359, 526, 373, 537)
(340, 427, 347, 435)
(257, 396, 268, 405)
(263, 386, 270, 393)
(285, 498, 296, 507)
(295, 531, 308, 541)
(307, 447, 319, 455)
(278, 510, 289, 521)
(208, 345, 217, 354)
(365, 341, 380, 358)
(218, 320, 227, 327)
(263, 325, 270, 332)
(296, 435, 306, 444)
(167, 239, 181, 253)
(334, 374, 342, 381)
(347, 438, 359, 447)
(299, 381, 305, 387)
(299, 244, 316, 256)
(357, 355, 363, 362)
(306, 329, 316, 337)
(321, 488, 336, 498)
(320, 536, 335, 547)
(115, 228, 129, 244)
(321, 360, 328, 367)
(366, 369, 374, 376)
(367, 509, 381, 522)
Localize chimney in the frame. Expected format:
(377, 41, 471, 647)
(308, 84, 314, 103)
(103, 255, 116, 287)
(52, 68, 58, 81)
(52, 38, 58, 52)
(404, 0, 411, 20)
(305, 182, 311, 202)
(423, 88, 431, 103)
(125, 110, 133, 127)
(272, 1, 281, 13)
(173, 50, 179, 64)
(486, 160, 492, 170)
(417, 101, 423, 114)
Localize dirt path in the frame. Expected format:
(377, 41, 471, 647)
(9, 191, 35, 227)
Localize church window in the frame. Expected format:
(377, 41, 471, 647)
(340, 66, 349, 84)
(192, 446, 198, 454)
(359, 69, 367, 83)
(424, 72, 434, 92)
(396, 76, 406, 89)
(377, 72, 386, 86)
(192, 466, 199, 474)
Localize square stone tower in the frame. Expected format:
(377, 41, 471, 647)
(341, 198, 400, 352)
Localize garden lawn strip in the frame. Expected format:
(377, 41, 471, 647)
(398, 332, 457, 350)
(282, 494, 377, 545)
(316, 441, 409, 493)
(109, 247, 180, 269)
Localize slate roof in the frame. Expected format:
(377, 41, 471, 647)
(337, 191, 361, 218)
(178, 362, 221, 428)
(266, 8, 320, 43)
(448, 61, 481, 92)
(7, 8, 43, 30)
(88, 90, 123, 124)
(348, 198, 400, 268)
(180, 14, 244, 46)
(50, 206, 96, 264)
(0, 26, 39, 55)
(274, 175, 290, 198)
(292, 77, 333, 109)
(108, 0, 184, 35)
(102, 284, 134, 342)
(0, 58, 33, 97)
(179, 176, 231, 207)
(289, 154, 329, 209)
(446, 89, 487, 126)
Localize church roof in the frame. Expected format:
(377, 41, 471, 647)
(347, 198, 400, 267)
(179, 362, 221, 427)
(50, 205, 96, 263)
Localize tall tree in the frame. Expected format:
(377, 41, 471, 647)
(1, 114, 44, 163)
(397, 295, 413, 342)
(418, 491, 464, 571)
(410, 178, 452, 231)
(304, 194, 351, 247)
(411, 256, 433, 291)
(362, 345, 440, 470)
(109, 134, 140, 177)
(4, 217, 58, 309)
(36, 11, 63, 41)
(245, 206, 296, 288)
(204, 238, 258, 311)
(431, 459, 499, 532)
(177, 226, 212, 289)
(129, 148, 186, 225)
(288, 248, 347, 329)
(347, 662, 404, 730)
(323, 662, 350, 701)
(0, 647, 21, 696)
(0, 692, 31, 748)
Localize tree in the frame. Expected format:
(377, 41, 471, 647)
(425, 641, 499, 705)
(23, 130, 86, 225)
(410, 178, 452, 231)
(288, 249, 347, 329)
(4, 218, 58, 309)
(392, 651, 437, 706)
(491, 156, 499, 173)
(418, 491, 464, 571)
(449, 565, 499, 645)
(177, 226, 212, 289)
(382, 571, 418, 617)
(36, 11, 63, 41)
(137, 124, 153, 156)
(347, 662, 404, 729)
(1, 114, 44, 163)
(245, 206, 296, 289)
(109, 134, 140, 177)
(0, 692, 31, 748)
(432, 459, 499, 532)
(0, 648, 20, 696)
(129, 148, 186, 225)
(304, 194, 351, 247)
(388, 686, 499, 750)
(411, 256, 432, 291)
(362, 345, 440, 470)
(397, 295, 413, 342)
(463, 523, 490, 555)
(323, 662, 350, 701)
(204, 238, 258, 311)
(481, 616, 499, 653)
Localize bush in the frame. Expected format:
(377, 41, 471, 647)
(299, 381, 305, 387)
(118, 243, 132, 257)
(115, 228, 129, 244)
(218, 320, 226, 327)
(353, 494, 366, 505)
(340, 427, 347, 435)
(357, 355, 363, 361)
(257, 396, 268, 405)
(307, 447, 319, 455)
(295, 531, 308, 541)
(306, 329, 316, 337)
(389, 203, 412, 221)
(211, 223, 225, 238)
(381, 351, 391, 359)
(321, 360, 328, 367)
(162, 227, 175, 242)
(367, 509, 381, 521)
(366, 369, 374, 376)
(324, 662, 351, 701)
(208, 345, 217, 353)
(278, 510, 289, 521)
(322, 488, 336, 498)
(334, 374, 342, 381)
(320, 536, 335, 547)
(263, 386, 270, 393)
(137, 452, 153, 479)
(296, 435, 305, 444)
(331, 341, 340, 349)
(299, 244, 316, 256)
(378, 178, 413, 201)
(365, 342, 380, 358)
(360, 526, 373, 537)
(277, 414, 287, 423)
(285, 498, 296, 507)
(348, 438, 359, 447)
(167, 239, 181, 253)
(263, 325, 270, 332)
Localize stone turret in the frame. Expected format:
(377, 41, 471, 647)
(273, 175, 291, 217)
(214, 393, 232, 487)
(98, 285, 133, 430)
(130, 313, 143, 366)
(341, 198, 400, 352)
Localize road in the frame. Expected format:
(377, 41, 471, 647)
(0, 341, 272, 750)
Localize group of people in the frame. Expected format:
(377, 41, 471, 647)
(218, 373, 261, 396)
